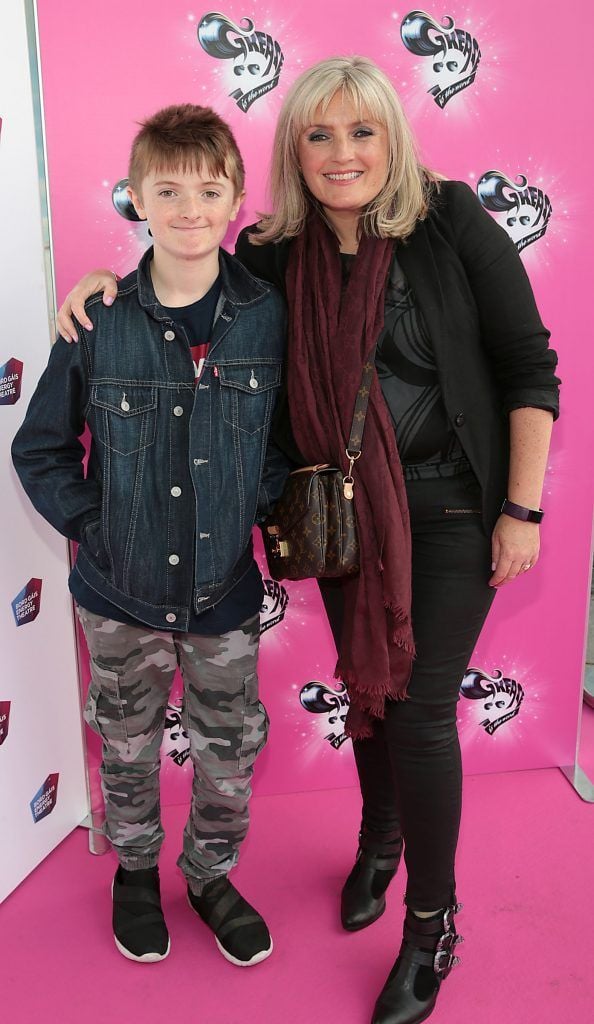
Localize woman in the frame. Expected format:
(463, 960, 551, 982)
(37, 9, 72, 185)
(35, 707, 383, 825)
(57, 57, 559, 1024)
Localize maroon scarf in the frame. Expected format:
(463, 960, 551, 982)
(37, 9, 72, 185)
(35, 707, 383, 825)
(286, 213, 414, 739)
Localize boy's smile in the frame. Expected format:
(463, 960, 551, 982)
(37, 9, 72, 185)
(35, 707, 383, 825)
(128, 167, 244, 272)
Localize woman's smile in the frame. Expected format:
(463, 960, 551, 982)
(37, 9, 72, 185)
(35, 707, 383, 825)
(323, 170, 364, 183)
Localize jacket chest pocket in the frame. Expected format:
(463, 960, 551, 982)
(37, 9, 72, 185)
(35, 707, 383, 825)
(218, 362, 281, 436)
(91, 384, 157, 456)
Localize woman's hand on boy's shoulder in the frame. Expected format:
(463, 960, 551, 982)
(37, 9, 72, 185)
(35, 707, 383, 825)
(57, 269, 119, 343)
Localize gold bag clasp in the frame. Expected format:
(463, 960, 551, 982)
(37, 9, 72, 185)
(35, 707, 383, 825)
(267, 525, 289, 557)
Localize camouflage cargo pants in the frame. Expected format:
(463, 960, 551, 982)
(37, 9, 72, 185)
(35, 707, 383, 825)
(78, 607, 267, 894)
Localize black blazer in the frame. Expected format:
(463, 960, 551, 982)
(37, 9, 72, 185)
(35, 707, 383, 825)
(235, 180, 560, 533)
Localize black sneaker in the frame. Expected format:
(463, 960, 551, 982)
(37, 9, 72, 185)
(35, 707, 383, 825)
(112, 866, 170, 963)
(187, 877, 273, 967)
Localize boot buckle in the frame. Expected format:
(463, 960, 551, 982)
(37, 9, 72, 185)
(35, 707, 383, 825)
(433, 905, 463, 978)
(434, 946, 461, 977)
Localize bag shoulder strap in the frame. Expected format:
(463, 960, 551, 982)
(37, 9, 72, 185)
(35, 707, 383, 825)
(346, 349, 376, 456)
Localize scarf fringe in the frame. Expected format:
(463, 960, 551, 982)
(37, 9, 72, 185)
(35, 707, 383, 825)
(391, 633, 416, 655)
(343, 683, 410, 740)
(345, 716, 374, 741)
(384, 599, 408, 621)
(384, 601, 416, 655)
(337, 657, 412, 741)
(335, 665, 409, 708)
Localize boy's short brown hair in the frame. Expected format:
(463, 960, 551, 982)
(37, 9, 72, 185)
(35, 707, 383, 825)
(128, 104, 245, 196)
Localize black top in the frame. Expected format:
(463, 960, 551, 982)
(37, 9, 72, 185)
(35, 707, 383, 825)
(71, 275, 264, 634)
(234, 180, 560, 531)
(161, 277, 221, 383)
(341, 252, 467, 468)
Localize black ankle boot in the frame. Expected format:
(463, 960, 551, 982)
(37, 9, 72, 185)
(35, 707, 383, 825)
(371, 903, 463, 1024)
(341, 829, 403, 932)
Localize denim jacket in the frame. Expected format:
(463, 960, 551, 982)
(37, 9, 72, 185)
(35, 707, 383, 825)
(12, 247, 288, 630)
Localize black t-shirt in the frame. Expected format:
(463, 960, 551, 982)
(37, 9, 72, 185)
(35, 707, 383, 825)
(71, 275, 264, 635)
(235, 228, 469, 474)
(161, 277, 220, 383)
(341, 253, 467, 468)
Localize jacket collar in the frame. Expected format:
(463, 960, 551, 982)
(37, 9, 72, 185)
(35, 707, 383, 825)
(133, 246, 270, 318)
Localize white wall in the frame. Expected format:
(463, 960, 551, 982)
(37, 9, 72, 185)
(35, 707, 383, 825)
(0, 0, 89, 903)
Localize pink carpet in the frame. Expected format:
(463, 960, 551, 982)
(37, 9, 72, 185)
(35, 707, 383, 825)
(2, 753, 594, 1024)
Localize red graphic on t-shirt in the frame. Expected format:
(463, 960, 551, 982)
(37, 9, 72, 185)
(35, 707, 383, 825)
(190, 342, 210, 383)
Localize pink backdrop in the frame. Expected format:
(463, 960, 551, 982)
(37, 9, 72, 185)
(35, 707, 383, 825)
(36, 1, 593, 804)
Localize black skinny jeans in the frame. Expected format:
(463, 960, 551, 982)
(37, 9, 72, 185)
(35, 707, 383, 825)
(319, 469, 496, 911)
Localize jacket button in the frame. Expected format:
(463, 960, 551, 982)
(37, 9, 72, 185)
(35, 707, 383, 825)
(454, 412, 466, 427)
(171, 486, 182, 497)
(166, 613, 177, 623)
(164, 330, 175, 341)
(168, 553, 180, 565)
(173, 405, 184, 417)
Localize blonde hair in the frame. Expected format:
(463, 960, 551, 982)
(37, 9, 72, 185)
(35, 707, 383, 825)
(254, 55, 440, 244)
(128, 104, 245, 197)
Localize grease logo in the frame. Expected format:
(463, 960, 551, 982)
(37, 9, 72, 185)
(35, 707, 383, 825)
(112, 178, 141, 222)
(0, 701, 11, 745)
(460, 667, 524, 735)
(0, 357, 23, 406)
(30, 773, 59, 823)
(163, 702, 190, 767)
(260, 579, 288, 634)
(198, 12, 284, 112)
(300, 680, 350, 749)
(401, 10, 481, 108)
(477, 170, 553, 252)
(11, 578, 42, 627)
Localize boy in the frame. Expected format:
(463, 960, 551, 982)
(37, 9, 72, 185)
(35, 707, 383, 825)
(12, 105, 287, 966)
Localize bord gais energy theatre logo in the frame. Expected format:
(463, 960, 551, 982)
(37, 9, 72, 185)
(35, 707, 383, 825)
(0, 701, 11, 745)
(30, 773, 59, 823)
(198, 11, 284, 112)
(0, 357, 23, 405)
(401, 10, 481, 108)
(11, 578, 42, 627)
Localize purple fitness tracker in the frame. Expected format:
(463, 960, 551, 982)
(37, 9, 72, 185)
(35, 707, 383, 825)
(501, 498, 544, 524)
